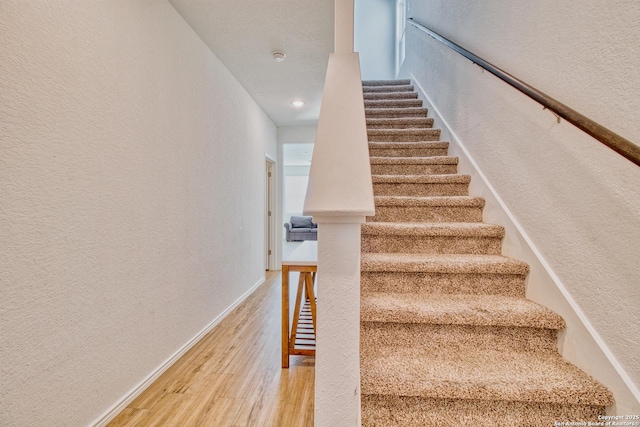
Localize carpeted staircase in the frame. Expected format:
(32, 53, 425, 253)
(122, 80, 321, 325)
(359, 79, 614, 426)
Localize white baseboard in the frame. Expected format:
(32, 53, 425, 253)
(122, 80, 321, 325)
(410, 72, 640, 413)
(91, 276, 267, 427)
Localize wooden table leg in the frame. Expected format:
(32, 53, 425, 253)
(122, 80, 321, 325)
(282, 265, 290, 368)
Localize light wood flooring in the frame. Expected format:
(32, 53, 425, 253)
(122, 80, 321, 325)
(108, 271, 314, 427)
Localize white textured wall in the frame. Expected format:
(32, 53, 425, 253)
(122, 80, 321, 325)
(0, 1, 276, 426)
(402, 0, 640, 401)
(354, 0, 396, 80)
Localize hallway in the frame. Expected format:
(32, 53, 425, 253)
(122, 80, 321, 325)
(108, 272, 314, 426)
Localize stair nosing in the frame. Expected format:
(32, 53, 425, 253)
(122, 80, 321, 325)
(363, 92, 418, 98)
(362, 79, 411, 86)
(362, 85, 414, 92)
(373, 196, 484, 207)
(370, 156, 458, 165)
(365, 107, 428, 115)
(362, 221, 503, 237)
(368, 128, 440, 134)
(371, 174, 471, 184)
(361, 253, 529, 275)
(369, 141, 448, 148)
(366, 117, 433, 123)
(365, 100, 423, 107)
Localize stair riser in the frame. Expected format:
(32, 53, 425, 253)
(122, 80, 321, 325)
(361, 322, 559, 354)
(361, 271, 525, 297)
(362, 395, 605, 427)
(365, 109, 428, 118)
(373, 182, 468, 197)
(362, 235, 502, 254)
(363, 92, 418, 100)
(370, 164, 457, 175)
(368, 132, 441, 142)
(363, 85, 414, 93)
(368, 206, 483, 223)
(365, 100, 423, 108)
(363, 79, 411, 86)
(369, 147, 447, 157)
(367, 120, 434, 129)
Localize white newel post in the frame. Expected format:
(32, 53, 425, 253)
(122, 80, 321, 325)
(303, 3, 374, 422)
(334, 0, 355, 54)
(312, 217, 365, 427)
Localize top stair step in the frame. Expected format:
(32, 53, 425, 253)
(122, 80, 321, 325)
(363, 79, 411, 87)
(363, 84, 414, 93)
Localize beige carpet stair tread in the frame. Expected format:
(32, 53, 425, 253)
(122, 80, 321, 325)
(370, 156, 458, 165)
(362, 221, 503, 237)
(369, 140, 448, 148)
(365, 107, 429, 117)
(365, 99, 424, 108)
(366, 117, 434, 127)
(362, 84, 414, 93)
(361, 292, 565, 329)
(368, 128, 440, 138)
(363, 79, 411, 86)
(364, 92, 418, 100)
(362, 395, 607, 427)
(371, 174, 470, 184)
(374, 196, 484, 208)
(369, 141, 448, 150)
(360, 345, 613, 406)
(361, 253, 529, 275)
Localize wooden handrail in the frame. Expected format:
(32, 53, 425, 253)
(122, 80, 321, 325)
(408, 18, 640, 167)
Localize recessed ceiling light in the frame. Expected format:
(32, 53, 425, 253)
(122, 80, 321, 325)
(272, 51, 286, 62)
(291, 100, 304, 108)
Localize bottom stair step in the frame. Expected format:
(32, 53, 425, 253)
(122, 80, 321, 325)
(362, 395, 608, 427)
(360, 344, 613, 408)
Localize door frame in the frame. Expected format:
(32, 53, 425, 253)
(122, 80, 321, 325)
(265, 156, 276, 271)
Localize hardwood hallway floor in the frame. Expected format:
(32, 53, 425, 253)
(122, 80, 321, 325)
(108, 271, 314, 427)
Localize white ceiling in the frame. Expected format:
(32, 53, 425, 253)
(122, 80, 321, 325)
(169, 0, 335, 127)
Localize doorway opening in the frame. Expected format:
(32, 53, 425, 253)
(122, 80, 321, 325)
(282, 143, 314, 257)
